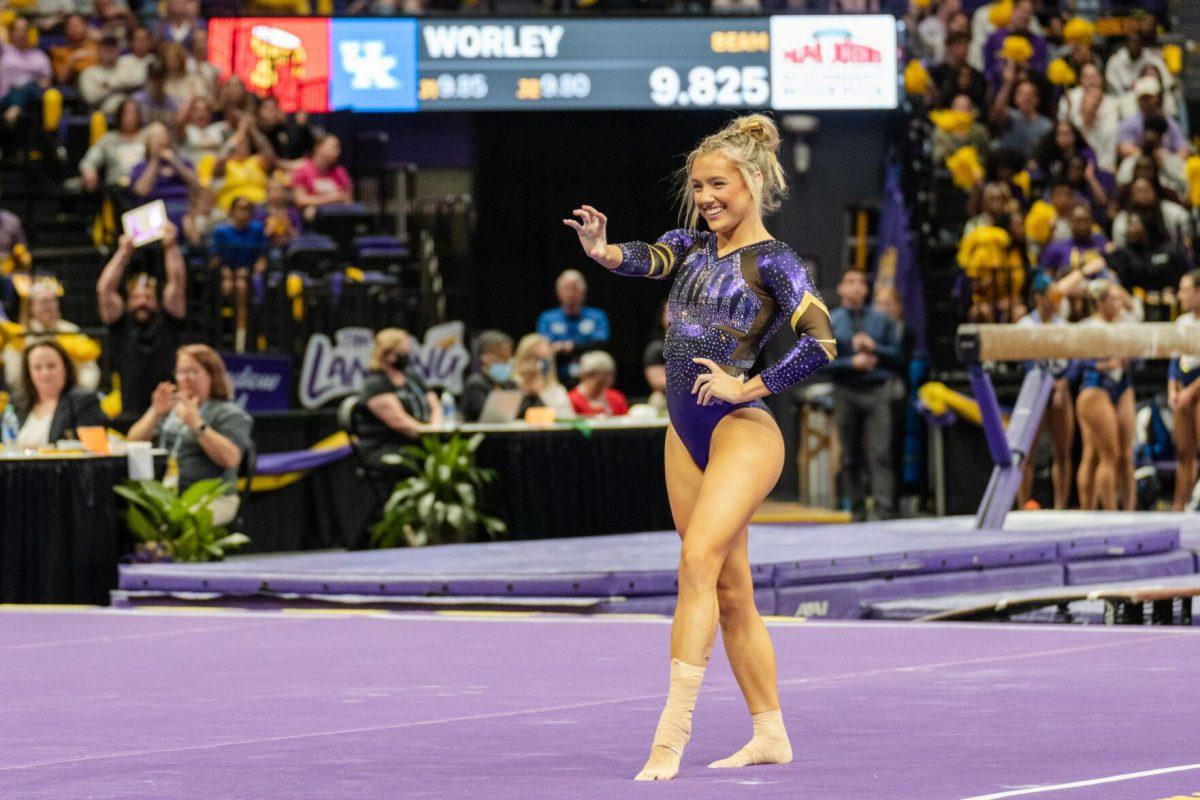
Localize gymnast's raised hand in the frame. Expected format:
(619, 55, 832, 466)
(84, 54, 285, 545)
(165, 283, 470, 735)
(563, 205, 621, 268)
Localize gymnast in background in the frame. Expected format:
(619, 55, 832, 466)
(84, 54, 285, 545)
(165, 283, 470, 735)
(1168, 270, 1200, 510)
(565, 115, 834, 781)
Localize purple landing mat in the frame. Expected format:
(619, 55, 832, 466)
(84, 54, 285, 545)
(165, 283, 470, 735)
(3, 609, 1200, 800)
(1064, 550, 1197, 585)
(118, 512, 1191, 601)
(868, 573, 1200, 623)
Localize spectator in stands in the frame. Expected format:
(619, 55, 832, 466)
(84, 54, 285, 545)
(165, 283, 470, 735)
(512, 333, 575, 421)
(129, 121, 196, 208)
(178, 96, 229, 164)
(1105, 30, 1168, 95)
(931, 94, 989, 163)
(1116, 63, 1178, 121)
(1035, 120, 1094, 182)
(1059, 156, 1108, 219)
(1116, 77, 1189, 161)
(640, 301, 668, 415)
(969, 0, 1043, 71)
(3, 280, 101, 393)
(187, 29, 219, 100)
(536, 269, 610, 386)
(460, 330, 515, 423)
(118, 26, 155, 86)
(913, 0, 962, 64)
(0, 209, 30, 317)
(291, 134, 353, 222)
(990, 75, 1052, 165)
(1039, 201, 1107, 277)
(568, 351, 629, 418)
(256, 96, 314, 171)
(79, 33, 141, 116)
(211, 196, 266, 352)
(930, 31, 987, 110)
(826, 270, 899, 520)
(964, 181, 1014, 237)
(1115, 116, 1187, 201)
(159, 41, 206, 105)
(356, 328, 443, 465)
(96, 224, 187, 417)
(215, 75, 253, 127)
(0, 17, 52, 159)
(50, 14, 98, 86)
(982, 0, 1048, 88)
(132, 58, 180, 129)
(1063, 79, 1118, 174)
(1104, 205, 1191, 293)
(128, 344, 252, 526)
(180, 186, 221, 250)
(260, 179, 300, 260)
(873, 285, 916, 513)
(89, 0, 136, 40)
(214, 116, 275, 211)
(154, 0, 204, 48)
(1168, 270, 1200, 511)
(79, 98, 144, 192)
(1112, 177, 1191, 253)
(11, 339, 105, 449)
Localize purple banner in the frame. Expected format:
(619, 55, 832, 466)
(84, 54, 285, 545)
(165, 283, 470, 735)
(222, 353, 294, 411)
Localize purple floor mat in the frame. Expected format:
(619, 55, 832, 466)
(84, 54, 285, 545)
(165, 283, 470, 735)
(2, 609, 1199, 800)
(118, 515, 1185, 601)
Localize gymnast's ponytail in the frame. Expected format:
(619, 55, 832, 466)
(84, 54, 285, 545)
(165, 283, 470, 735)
(678, 114, 788, 229)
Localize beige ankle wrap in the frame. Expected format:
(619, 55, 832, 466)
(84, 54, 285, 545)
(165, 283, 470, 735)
(650, 658, 707, 756)
(707, 709, 793, 768)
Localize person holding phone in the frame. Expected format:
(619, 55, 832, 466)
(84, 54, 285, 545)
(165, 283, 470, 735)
(96, 221, 187, 418)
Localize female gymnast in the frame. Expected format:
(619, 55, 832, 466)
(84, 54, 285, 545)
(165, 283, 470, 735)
(1168, 270, 1200, 510)
(1074, 279, 1138, 510)
(564, 115, 835, 781)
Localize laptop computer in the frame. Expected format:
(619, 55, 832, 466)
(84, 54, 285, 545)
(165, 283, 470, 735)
(477, 389, 525, 424)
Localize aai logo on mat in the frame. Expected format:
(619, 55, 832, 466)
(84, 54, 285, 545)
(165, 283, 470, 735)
(330, 19, 418, 111)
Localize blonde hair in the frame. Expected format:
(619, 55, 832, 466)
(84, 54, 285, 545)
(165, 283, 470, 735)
(370, 327, 409, 371)
(514, 333, 559, 387)
(678, 114, 788, 229)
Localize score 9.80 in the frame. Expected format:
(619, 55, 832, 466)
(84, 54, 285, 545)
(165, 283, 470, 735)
(648, 66, 769, 108)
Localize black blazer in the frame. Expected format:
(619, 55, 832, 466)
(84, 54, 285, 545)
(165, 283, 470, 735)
(16, 387, 106, 444)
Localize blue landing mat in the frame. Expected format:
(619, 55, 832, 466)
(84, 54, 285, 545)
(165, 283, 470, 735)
(119, 513, 1190, 601)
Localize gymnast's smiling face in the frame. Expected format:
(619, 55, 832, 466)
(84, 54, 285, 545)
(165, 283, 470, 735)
(691, 152, 761, 237)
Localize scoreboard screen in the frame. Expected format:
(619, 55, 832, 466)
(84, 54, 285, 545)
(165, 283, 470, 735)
(208, 16, 899, 113)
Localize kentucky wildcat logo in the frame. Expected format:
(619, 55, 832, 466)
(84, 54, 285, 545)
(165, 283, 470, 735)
(299, 327, 374, 409)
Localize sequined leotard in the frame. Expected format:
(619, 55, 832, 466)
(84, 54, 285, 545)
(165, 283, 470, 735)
(615, 229, 834, 469)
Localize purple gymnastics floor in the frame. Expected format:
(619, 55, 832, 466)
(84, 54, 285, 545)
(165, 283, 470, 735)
(2, 607, 1199, 800)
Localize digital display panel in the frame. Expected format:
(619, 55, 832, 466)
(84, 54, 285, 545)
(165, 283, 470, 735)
(208, 16, 899, 113)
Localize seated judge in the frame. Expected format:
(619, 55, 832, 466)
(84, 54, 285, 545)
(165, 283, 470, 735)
(12, 339, 105, 449)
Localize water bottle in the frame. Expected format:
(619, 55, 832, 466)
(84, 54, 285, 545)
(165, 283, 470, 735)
(1, 403, 18, 451)
(440, 390, 456, 427)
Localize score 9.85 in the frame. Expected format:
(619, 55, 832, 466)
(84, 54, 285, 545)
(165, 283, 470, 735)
(648, 66, 769, 108)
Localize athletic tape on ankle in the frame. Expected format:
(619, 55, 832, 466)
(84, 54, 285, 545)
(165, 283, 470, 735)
(651, 659, 706, 756)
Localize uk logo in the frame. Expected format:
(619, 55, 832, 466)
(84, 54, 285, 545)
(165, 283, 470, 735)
(329, 19, 418, 111)
(339, 41, 399, 90)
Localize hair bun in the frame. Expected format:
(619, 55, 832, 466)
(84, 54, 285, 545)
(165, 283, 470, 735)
(733, 114, 780, 151)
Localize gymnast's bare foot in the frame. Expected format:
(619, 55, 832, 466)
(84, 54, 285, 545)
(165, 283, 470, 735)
(635, 745, 682, 781)
(708, 710, 793, 768)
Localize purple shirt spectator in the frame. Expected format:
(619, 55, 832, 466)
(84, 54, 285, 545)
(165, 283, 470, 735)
(0, 41, 52, 98)
(131, 88, 179, 127)
(1116, 112, 1187, 154)
(1039, 232, 1109, 278)
(129, 158, 193, 203)
(982, 30, 1048, 87)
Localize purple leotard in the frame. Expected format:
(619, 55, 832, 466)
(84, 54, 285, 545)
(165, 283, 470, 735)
(614, 228, 834, 469)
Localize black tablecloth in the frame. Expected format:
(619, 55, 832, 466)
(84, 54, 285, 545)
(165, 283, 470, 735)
(470, 425, 673, 539)
(0, 456, 131, 605)
(242, 412, 674, 549)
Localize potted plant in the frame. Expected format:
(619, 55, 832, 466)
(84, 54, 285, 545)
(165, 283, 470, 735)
(372, 433, 507, 547)
(114, 478, 250, 562)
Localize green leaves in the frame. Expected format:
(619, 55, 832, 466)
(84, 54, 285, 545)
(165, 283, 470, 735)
(114, 479, 248, 562)
(371, 433, 507, 549)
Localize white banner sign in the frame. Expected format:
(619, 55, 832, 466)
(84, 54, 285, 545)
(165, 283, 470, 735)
(770, 15, 898, 111)
(298, 322, 471, 408)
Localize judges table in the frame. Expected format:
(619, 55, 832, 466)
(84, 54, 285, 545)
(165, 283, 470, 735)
(432, 417, 674, 540)
(0, 450, 161, 605)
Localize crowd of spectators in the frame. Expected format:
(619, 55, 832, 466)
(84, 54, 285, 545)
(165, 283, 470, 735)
(906, 0, 1196, 511)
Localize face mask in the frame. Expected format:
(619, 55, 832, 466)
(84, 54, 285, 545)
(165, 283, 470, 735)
(390, 352, 410, 371)
(538, 358, 553, 376)
(487, 361, 512, 383)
